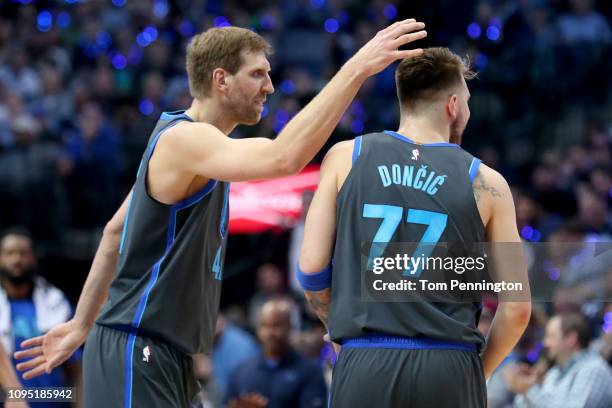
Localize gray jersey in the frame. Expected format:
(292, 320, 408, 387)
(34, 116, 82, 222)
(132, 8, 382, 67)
(97, 111, 229, 354)
(330, 131, 486, 347)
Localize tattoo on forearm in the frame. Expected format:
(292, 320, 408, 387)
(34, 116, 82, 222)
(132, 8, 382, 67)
(305, 292, 331, 327)
(473, 172, 503, 203)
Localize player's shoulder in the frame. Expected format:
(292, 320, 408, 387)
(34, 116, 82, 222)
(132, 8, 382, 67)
(163, 120, 221, 140)
(157, 120, 227, 158)
(328, 139, 355, 155)
(325, 133, 381, 158)
(321, 139, 354, 168)
(474, 162, 512, 202)
(477, 163, 509, 187)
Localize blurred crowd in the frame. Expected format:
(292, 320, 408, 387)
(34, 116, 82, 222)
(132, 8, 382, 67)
(0, 0, 610, 252)
(1, 0, 612, 407)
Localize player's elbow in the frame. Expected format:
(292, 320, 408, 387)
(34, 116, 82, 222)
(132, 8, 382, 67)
(299, 251, 329, 274)
(499, 301, 532, 329)
(275, 151, 303, 176)
(102, 219, 123, 243)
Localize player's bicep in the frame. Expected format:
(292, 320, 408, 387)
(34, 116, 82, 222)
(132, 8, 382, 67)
(198, 137, 290, 181)
(486, 190, 520, 243)
(299, 159, 338, 273)
(173, 122, 287, 182)
(479, 167, 520, 242)
(482, 169, 530, 298)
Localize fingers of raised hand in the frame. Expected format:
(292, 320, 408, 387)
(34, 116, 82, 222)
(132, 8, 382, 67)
(22, 364, 49, 380)
(395, 48, 425, 60)
(20, 335, 44, 349)
(13, 346, 43, 360)
(388, 21, 426, 40)
(16, 355, 46, 372)
(393, 30, 427, 48)
(379, 18, 416, 36)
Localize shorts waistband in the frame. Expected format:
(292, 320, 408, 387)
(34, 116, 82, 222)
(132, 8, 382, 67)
(341, 334, 478, 352)
(96, 323, 192, 356)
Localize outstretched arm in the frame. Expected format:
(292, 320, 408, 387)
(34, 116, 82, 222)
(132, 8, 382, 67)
(476, 166, 532, 379)
(299, 143, 350, 332)
(72, 190, 130, 331)
(14, 191, 131, 379)
(170, 20, 426, 182)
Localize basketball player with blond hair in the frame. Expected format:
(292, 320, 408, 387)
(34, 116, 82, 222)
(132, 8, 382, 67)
(15, 21, 427, 407)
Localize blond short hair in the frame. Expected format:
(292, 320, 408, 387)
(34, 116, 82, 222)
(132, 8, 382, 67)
(186, 27, 272, 98)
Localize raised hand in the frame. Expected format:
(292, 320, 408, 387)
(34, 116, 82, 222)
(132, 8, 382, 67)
(348, 18, 427, 78)
(13, 320, 88, 380)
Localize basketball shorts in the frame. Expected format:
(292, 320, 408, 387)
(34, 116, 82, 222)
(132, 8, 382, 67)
(83, 324, 200, 408)
(329, 335, 486, 408)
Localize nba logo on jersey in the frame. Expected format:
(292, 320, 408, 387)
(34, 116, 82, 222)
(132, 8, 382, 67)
(411, 149, 419, 160)
(143, 345, 152, 363)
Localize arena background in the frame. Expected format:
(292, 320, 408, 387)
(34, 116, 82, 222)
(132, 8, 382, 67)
(0, 0, 611, 407)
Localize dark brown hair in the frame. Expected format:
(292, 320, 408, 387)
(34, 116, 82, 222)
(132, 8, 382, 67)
(395, 47, 475, 109)
(186, 27, 272, 98)
(558, 312, 591, 349)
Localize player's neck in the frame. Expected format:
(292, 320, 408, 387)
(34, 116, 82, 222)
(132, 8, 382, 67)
(185, 98, 237, 135)
(397, 114, 450, 144)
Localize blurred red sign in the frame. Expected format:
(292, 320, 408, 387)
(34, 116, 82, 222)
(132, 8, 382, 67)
(228, 165, 319, 234)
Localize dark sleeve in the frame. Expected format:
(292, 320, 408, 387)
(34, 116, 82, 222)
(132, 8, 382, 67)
(298, 361, 328, 408)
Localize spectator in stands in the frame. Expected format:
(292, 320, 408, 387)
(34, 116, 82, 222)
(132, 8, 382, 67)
(514, 190, 563, 241)
(227, 299, 327, 408)
(576, 186, 612, 235)
(0, 116, 68, 246)
(0, 0, 610, 252)
(0, 92, 26, 148)
(0, 45, 41, 101)
(0, 229, 80, 408)
(590, 303, 612, 365)
(506, 312, 612, 407)
(64, 102, 121, 228)
(589, 165, 612, 207)
(248, 264, 288, 328)
(486, 306, 548, 408)
(32, 65, 72, 135)
(0, 4, 610, 406)
(557, 0, 611, 44)
(212, 313, 260, 402)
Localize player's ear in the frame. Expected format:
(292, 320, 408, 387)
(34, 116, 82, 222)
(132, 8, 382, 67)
(212, 68, 230, 94)
(446, 94, 458, 121)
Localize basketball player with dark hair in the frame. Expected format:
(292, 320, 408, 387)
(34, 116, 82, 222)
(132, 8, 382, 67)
(14, 22, 427, 407)
(298, 47, 532, 407)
